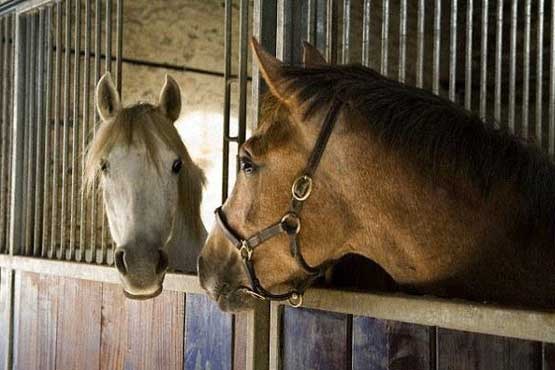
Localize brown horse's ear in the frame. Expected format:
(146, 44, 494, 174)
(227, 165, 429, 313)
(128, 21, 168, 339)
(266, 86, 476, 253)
(251, 37, 290, 103)
(159, 74, 182, 122)
(302, 41, 327, 66)
(96, 72, 121, 122)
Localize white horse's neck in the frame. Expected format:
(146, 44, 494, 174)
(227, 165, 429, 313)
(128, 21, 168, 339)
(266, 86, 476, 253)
(166, 208, 207, 274)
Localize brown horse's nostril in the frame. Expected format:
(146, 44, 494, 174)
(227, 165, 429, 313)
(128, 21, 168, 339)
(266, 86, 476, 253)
(114, 248, 128, 275)
(157, 250, 169, 274)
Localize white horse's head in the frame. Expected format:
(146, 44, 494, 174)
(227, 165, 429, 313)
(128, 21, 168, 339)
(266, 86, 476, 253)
(85, 73, 205, 299)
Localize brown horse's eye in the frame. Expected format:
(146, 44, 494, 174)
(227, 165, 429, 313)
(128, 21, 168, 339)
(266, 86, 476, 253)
(172, 158, 182, 174)
(239, 157, 256, 175)
(99, 159, 109, 173)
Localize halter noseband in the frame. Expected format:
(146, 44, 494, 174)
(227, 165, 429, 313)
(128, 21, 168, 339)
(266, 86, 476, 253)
(215, 100, 343, 307)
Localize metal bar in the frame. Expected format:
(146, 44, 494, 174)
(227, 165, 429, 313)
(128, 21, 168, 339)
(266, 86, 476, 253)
(49, 1, 62, 258)
(221, 0, 231, 202)
(23, 14, 36, 256)
(522, 0, 531, 138)
(237, 0, 248, 147)
(115, 0, 122, 95)
(68, 0, 81, 261)
(276, 0, 292, 61)
(433, 0, 441, 94)
(550, 0, 555, 155)
(536, 0, 545, 145)
(380, 0, 389, 76)
(6, 15, 13, 255)
(79, 0, 91, 262)
(479, 0, 489, 119)
(0, 17, 6, 254)
(307, 0, 316, 45)
(326, 0, 337, 63)
(341, 0, 350, 64)
(41, 6, 52, 257)
(92, 0, 101, 263)
(361, 0, 371, 66)
(464, 0, 473, 109)
(416, 0, 425, 87)
(449, 0, 458, 102)
(494, 0, 503, 122)
(32, 9, 45, 257)
(59, 0, 71, 260)
(398, 0, 407, 82)
(508, 0, 517, 131)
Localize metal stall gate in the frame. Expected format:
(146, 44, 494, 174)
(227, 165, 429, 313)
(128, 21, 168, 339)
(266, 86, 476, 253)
(0, 0, 267, 369)
(241, 0, 555, 369)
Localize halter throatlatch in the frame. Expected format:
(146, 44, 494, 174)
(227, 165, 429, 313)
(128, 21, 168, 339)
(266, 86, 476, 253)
(214, 100, 343, 307)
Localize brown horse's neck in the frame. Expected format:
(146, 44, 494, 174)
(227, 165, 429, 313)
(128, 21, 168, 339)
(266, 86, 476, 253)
(323, 121, 555, 309)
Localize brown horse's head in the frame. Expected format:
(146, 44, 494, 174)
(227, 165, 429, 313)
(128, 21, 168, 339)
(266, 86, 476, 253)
(198, 40, 360, 311)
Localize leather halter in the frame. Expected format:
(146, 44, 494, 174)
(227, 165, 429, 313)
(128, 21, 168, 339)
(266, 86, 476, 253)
(215, 100, 343, 307)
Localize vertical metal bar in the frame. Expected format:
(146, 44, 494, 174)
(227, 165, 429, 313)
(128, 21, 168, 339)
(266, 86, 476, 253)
(361, 0, 371, 66)
(68, 0, 81, 261)
(33, 9, 45, 257)
(115, 0, 122, 94)
(326, 0, 338, 63)
(24, 15, 36, 256)
(522, 0, 531, 138)
(307, 0, 316, 45)
(508, 0, 517, 132)
(276, 0, 292, 61)
(0, 17, 6, 253)
(41, 6, 52, 257)
(536, 0, 545, 145)
(380, 0, 389, 76)
(20, 17, 30, 255)
(6, 15, 14, 255)
(494, 0, 503, 122)
(449, 0, 458, 102)
(550, 0, 555, 155)
(50, 1, 62, 258)
(9, 14, 27, 256)
(433, 0, 441, 94)
(342, 0, 351, 64)
(222, 0, 232, 202)
(238, 0, 248, 147)
(80, 0, 91, 262)
(59, 0, 71, 260)
(464, 0, 473, 109)
(398, 0, 407, 82)
(416, 0, 425, 87)
(479, 0, 489, 119)
(92, 0, 101, 263)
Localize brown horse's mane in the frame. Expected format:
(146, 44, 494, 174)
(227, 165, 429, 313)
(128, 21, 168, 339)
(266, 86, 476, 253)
(272, 63, 555, 229)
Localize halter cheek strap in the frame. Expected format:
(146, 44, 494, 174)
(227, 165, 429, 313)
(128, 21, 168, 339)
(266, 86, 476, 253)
(214, 100, 343, 307)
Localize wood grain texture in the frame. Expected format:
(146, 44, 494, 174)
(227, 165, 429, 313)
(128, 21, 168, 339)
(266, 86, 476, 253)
(13, 271, 40, 370)
(0, 268, 13, 370)
(437, 328, 542, 370)
(100, 283, 127, 370)
(545, 343, 555, 370)
(125, 288, 185, 370)
(55, 277, 102, 370)
(233, 313, 247, 370)
(184, 294, 233, 370)
(352, 317, 431, 370)
(281, 307, 350, 370)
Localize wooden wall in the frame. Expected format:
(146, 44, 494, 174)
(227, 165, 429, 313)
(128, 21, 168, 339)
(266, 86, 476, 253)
(6, 271, 233, 370)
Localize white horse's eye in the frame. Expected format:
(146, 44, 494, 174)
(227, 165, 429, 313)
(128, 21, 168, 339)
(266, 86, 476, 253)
(172, 158, 182, 174)
(99, 159, 109, 173)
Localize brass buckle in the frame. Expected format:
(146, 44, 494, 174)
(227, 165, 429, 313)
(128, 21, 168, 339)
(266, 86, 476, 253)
(292, 175, 313, 201)
(240, 241, 253, 261)
(288, 292, 303, 307)
(280, 213, 301, 235)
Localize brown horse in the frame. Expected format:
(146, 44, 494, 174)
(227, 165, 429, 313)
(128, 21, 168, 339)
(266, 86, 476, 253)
(198, 39, 555, 312)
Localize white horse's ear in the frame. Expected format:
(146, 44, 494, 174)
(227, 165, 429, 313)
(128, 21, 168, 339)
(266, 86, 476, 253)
(251, 37, 289, 103)
(95, 72, 121, 122)
(302, 41, 327, 66)
(159, 74, 182, 122)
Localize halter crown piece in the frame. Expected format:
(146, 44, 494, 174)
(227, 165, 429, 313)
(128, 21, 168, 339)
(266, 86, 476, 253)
(215, 100, 343, 307)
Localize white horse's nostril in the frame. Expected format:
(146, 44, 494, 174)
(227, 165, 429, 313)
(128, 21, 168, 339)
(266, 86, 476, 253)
(157, 250, 169, 274)
(114, 248, 128, 275)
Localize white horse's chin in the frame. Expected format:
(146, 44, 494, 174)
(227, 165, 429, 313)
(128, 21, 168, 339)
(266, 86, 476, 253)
(123, 285, 163, 300)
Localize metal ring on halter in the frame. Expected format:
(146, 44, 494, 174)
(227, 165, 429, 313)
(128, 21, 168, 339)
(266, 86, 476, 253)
(288, 292, 303, 307)
(291, 175, 313, 201)
(280, 213, 301, 235)
(240, 241, 253, 260)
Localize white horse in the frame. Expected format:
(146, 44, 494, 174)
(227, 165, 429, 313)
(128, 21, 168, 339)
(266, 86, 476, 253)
(85, 73, 206, 299)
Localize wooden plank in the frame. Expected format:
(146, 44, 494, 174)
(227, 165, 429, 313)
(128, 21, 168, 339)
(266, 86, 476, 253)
(55, 277, 102, 370)
(13, 271, 39, 370)
(437, 328, 542, 370)
(36, 274, 59, 370)
(281, 307, 350, 370)
(352, 317, 431, 370)
(545, 343, 555, 369)
(125, 288, 185, 370)
(184, 294, 233, 370)
(99, 283, 127, 370)
(0, 268, 13, 370)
